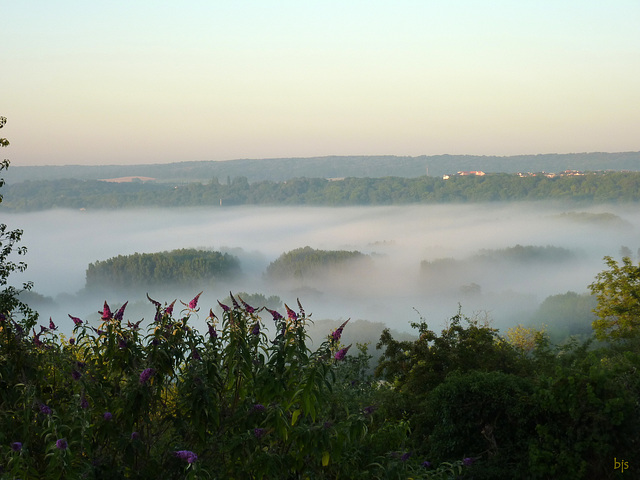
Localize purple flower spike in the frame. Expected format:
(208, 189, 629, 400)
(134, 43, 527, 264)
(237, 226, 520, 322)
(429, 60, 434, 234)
(218, 300, 230, 312)
(11, 442, 22, 452)
(103, 412, 112, 421)
(423, 460, 432, 468)
(191, 349, 201, 361)
(113, 301, 128, 321)
(131, 431, 140, 441)
(56, 438, 68, 450)
(174, 450, 198, 463)
(251, 322, 260, 335)
(238, 296, 256, 313)
(147, 293, 161, 308)
(188, 292, 203, 310)
(331, 319, 349, 343)
(252, 404, 266, 412)
(165, 300, 176, 316)
(49, 318, 58, 330)
(227, 292, 240, 310)
(40, 404, 52, 415)
(254, 428, 266, 439)
(69, 337, 76, 345)
(68, 314, 83, 326)
(401, 452, 412, 461)
(463, 457, 474, 466)
(71, 370, 81, 381)
(139, 368, 156, 385)
(100, 301, 112, 321)
(32, 330, 43, 347)
(334, 344, 352, 361)
(208, 323, 217, 338)
(80, 396, 89, 409)
(285, 304, 297, 321)
(265, 308, 283, 322)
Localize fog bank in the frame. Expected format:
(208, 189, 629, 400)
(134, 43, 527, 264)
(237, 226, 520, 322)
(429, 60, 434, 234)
(6, 203, 638, 335)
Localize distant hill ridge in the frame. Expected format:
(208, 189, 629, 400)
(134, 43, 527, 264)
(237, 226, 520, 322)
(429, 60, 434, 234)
(6, 152, 640, 184)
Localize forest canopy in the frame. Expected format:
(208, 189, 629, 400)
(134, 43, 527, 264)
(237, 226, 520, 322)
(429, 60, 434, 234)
(3, 172, 640, 211)
(85, 249, 240, 292)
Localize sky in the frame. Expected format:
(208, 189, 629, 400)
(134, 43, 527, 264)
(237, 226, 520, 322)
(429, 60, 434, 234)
(3, 1, 640, 166)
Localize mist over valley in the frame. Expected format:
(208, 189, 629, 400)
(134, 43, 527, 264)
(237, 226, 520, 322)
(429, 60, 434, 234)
(8, 202, 637, 343)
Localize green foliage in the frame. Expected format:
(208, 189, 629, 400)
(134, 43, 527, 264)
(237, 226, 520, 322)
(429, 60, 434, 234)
(375, 309, 526, 396)
(3, 293, 468, 479)
(589, 256, 640, 341)
(0, 119, 39, 333)
(266, 246, 372, 281)
(528, 291, 597, 341)
(425, 371, 535, 477)
(85, 249, 241, 292)
(5, 172, 640, 210)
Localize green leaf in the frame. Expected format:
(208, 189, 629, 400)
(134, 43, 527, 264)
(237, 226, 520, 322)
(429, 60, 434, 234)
(291, 408, 301, 426)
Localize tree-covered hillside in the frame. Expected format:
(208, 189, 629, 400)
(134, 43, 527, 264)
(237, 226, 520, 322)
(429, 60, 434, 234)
(3, 171, 640, 211)
(5, 152, 640, 184)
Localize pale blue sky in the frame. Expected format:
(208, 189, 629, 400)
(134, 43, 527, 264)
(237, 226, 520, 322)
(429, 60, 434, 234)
(3, 1, 639, 165)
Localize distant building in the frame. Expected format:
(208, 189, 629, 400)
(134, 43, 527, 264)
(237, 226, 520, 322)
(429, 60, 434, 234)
(457, 171, 486, 176)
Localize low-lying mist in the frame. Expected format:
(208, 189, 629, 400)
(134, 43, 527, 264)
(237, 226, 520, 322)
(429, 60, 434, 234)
(7, 202, 638, 341)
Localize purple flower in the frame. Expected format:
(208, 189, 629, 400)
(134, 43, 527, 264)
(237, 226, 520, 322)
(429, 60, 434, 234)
(229, 292, 241, 310)
(56, 438, 68, 450)
(139, 368, 156, 385)
(165, 300, 176, 316)
(32, 330, 43, 347)
(218, 300, 230, 312)
(251, 322, 260, 335)
(147, 293, 161, 308)
(69, 337, 76, 345)
(113, 301, 128, 321)
(100, 301, 112, 321)
(334, 344, 352, 361)
(174, 450, 198, 463)
(254, 428, 266, 439)
(265, 308, 284, 322)
(118, 338, 127, 349)
(103, 412, 112, 421)
(463, 457, 474, 466)
(363, 405, 377, 415)
(80, 396, 89, 409)
(68, 314, 83, 326)
(422, 460, 432, 468)
(191, 349, 201, 361)
(130, 431, 140, 441)
(297, 298, 305, 317)
(71, 370, 81, 381)
(401, 452, 412, 462)
(11, 442, 22, 452)
(252, 404, 265, 412)
(208, 323, 217, 338)
(285, 304, 297, 321)
(128, 320, 142, 331)
(188, 292, 202, 310)
(238, 296, 256, 313)
(49, 317, 57, 330)
(40, 404, 52, 415)
(331, 319, 349, 343)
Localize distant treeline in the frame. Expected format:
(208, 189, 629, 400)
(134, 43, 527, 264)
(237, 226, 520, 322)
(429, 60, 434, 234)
(3, 172, 640, 211)
(6, 152, 640, 183)
(85, 249, 240, 292)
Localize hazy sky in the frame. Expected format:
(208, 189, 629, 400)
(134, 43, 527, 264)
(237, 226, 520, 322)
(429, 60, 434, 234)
(4, 1, 640, 166)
